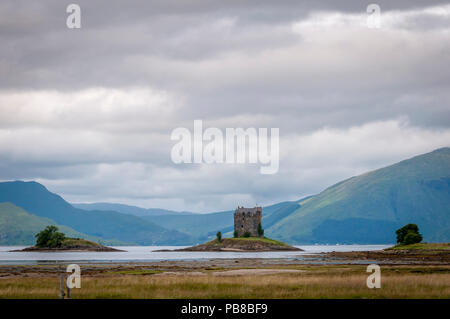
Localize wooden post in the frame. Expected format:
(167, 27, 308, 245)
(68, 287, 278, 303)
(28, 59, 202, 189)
(67, 286, 72, 299)
(59, 273, 65, 299)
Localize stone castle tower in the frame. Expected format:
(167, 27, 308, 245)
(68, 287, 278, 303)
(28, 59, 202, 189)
(234, 206, 263, 237)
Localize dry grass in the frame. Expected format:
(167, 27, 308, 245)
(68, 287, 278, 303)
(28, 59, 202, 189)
(0, 265, 449, 299)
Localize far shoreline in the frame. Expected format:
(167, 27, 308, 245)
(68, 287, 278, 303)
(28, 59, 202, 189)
(10, 246, 126, 252)
(1, 243, 448, 266)
(9, 247, 125, 252)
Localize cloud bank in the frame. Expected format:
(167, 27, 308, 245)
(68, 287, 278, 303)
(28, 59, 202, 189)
(0, 1, 449, 212)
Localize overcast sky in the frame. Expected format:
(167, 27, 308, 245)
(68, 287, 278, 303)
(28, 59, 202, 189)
(1, 1, 449, 212)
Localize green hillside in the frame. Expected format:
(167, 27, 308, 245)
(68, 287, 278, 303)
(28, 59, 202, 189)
(267, 147, 450, 244)
(144, 148, 450, 244)
(1, 147, 448, 245)
(73, 202, 194, 217)
(0, 182, 194, 245)
(0, 202, 123, 245)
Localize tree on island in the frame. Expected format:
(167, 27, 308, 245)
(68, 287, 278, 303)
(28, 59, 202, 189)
(216, 231, 222, 242)
(395, 224, 423, 245)
(257, 223, 264, 237)
(35, 225, 66, 248)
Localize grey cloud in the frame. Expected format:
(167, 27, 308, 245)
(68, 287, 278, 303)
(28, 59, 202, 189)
(0, 1, 449, 211)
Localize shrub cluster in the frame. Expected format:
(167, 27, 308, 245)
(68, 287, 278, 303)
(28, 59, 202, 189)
(35, 225, 66, 248)
(395, 224, 423, 245)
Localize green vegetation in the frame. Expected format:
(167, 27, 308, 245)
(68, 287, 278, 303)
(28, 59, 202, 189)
(233, 230, 238, 238)
(24, 236, 115, 251)
(0, 265, 448, 298)
(228, 236, 289, 246)
(1, 148, 449, 245)
(0, 202, 61, 245)
(32, 226, 109, 249)
(216, 231, 222, 242)
(61, 237, 103, 248)
(243, 231, 251, 238)
(205, 237, 289, 247)
(387, 243, 450, 251)
(142, 148, 450, 244)
(268, 147, 450, 244)
(0, 181, 193, 245)
(0, 202, 122, 245)
(73, 202, 182, 217)
(180, 236, 298, 251)
(396, 224, 422, 245)
(403, 232, 423, 245)
(257, 223, 264, 237)
(35, 226, 65, 248)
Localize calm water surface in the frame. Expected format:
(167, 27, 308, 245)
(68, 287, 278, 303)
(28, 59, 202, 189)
(0, 245, 391, 265)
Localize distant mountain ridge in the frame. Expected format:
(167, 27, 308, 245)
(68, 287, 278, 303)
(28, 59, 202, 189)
(0, 181, 194, 245)
(267, 147, 450, 243)
(0, 202, 125, 245)
(73, 202, 194, 217)
(0, 147, 449, 245)
(138, 148, 450, 244)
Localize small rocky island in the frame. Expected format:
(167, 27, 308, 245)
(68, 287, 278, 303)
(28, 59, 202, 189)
(13, 226, 123, 252)
(161, 206, 302, 252)
(176, 237, 302, 252)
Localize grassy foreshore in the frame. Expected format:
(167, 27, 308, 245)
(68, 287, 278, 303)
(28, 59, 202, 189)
(1, 243, 449, 298)
(386, 243, 450, 251)
(0, 263, 449, 299)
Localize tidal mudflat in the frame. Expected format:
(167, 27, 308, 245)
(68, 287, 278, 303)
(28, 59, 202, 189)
(0, 249, 449, 298)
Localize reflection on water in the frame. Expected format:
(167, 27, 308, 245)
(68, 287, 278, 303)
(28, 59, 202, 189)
(0, 245, 391, 265)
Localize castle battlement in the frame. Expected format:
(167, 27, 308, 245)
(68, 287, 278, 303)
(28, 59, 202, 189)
(234, 206, 263, 237)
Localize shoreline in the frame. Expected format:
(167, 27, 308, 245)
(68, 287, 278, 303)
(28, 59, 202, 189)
(10, 247, 125, 253)
(0, 254, 449, 284)
(2, 244, 448, 266)
(1, 247, 450, 267)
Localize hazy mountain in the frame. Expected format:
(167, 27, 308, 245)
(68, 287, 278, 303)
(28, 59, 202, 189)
(267, 147, 450, 244)
(143, 148, 450, 244)
(73, 202, 193, 217)
(0, 181, 194, 245)
(0, 202, 124, 245)
(143, 200, 301, 242)
(0, 147, 448, 245)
